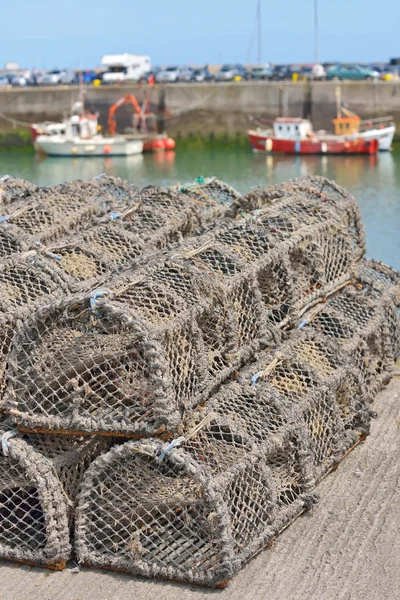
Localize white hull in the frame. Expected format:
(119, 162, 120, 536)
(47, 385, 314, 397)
(354, 125, 395, 151)
(35, 135, 143, 157)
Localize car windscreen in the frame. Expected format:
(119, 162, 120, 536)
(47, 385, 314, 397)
(221, 65, 234, 71)
(166, 67, 178, 71)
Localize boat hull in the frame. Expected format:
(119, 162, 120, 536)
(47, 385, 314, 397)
(248, 130, 378, 155)
(35, 136, 144, 157)
(356, 125, 395, 151)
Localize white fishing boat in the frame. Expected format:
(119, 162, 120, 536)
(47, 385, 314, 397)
(332, 92, 395, 151)
(356, 117, 395, 151)
(33, 104, 143, 157)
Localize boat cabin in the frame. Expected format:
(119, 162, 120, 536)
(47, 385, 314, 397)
(273, 118, 313, 140)
(64, 114, 99, 140)
(332, 116, 361, 135)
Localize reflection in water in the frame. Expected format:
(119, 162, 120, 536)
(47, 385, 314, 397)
(0, 149, 399, 268)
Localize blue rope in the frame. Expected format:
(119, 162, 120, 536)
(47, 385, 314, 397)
(0, 216, 9, 223)
(46, 252, 62, 261)
(298, 318, 308, 329)
(90, 288, 109, 314)
(157, 436, 185, 462)
(1, 430, 19, 457)
(251, 371, 264, 387)
(34, 242, 61, 261)
(94, 173, 106, 180)
(109, 212, 122, 220)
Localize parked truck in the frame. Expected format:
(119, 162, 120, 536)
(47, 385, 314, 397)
(101, 54, 151, 83)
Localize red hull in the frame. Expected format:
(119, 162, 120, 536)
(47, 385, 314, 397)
(248, 131, 378, 155)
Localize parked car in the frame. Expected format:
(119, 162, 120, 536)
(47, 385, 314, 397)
(11, 74, 28, 86)
(0, 76, 10, 86)
(142, 67, 161, 82)
(250, 65, 272, 80)
(214, 64, 248, 81)
(190, 67, 213, 82)
(270, 65, 292, 80)
(379, 66, 400, 81)
(39, 69, 75, 85)
(177, 67, 194, 82)
(326, 64, 379, 80)
(11, 71, 37, 86)
(156, 66, 188, 83)
(76, 70, 98, 84)
(300, 64, 326, 80)
(59, 69, 76, 84)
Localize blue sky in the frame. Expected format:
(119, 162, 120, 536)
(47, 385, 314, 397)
(1, 0, 399, 69)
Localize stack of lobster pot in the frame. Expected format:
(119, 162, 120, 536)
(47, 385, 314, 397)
(0, 176, 235, 570)
(0, 175, 399, 587)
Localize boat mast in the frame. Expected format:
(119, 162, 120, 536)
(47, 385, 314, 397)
(314, 0, 320, 64)
(257, 0, 262, 64)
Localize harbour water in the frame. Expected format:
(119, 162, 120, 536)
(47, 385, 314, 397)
(1, 149, 399, 268)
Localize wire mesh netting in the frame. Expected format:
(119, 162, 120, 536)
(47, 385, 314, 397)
(32, 183, 228, 292)
(4, 254, 278, 436)
(0, 254, 73, 400)
(0, 175, 37, 212)
(0, 427, 109, 569)
(4, 181, 368, 437)
(75, 413, 314, 587)
(172, 176, 243, 206)
(74, 260, 400, 587)
(0, 174, 399, 585)
(0, 175, 140, 258)
(227, 175, 366, 260)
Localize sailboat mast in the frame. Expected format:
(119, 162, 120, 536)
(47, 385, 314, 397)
(314, 0, 320, 64)
(257, 0, 262, 64)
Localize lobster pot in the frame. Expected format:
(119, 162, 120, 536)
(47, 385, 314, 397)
(207, 343, 357, 481)
(0, 428, 108, 569)
(36, 239, 120, 293)
(5, 190, 363, 438)
(109, 185, 225, 250)
(0, 175, 37, 212)
(357, 259, 400, 360)
(6, 255, 278, 436)
(35, 184, 229, 294)
(175, 177, 242, 206)
(229, 176, 365, 260)
(75, 417, 314, 587)
(180, 201, 358, 328)
(0, 255, 72, 405)
(0, 175, 140, 254)
(300, 264, 400, 397)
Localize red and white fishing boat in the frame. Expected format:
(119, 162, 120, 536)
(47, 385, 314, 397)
(248, 117, 379, 155)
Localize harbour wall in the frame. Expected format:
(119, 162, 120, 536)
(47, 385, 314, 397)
(0, 81, 399, 139)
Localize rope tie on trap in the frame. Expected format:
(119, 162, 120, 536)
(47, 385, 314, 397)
(34, 241, 62, 261)
(170, 238, 214, 261)
(1, 429, 19, 457)
(89, 288, 110, 315)
(297, 303, 326, 329)
(252, 354, 283, 386)
(157, 412, 217, 462)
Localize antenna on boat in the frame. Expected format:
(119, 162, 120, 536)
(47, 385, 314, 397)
(257, 0, 262, 64)
(247, 0, 262, 64)
(314, 0, 320, 64)
(335, 85, 341, 119)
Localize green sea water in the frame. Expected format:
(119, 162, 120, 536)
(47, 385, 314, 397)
(0, 149, 399, 268)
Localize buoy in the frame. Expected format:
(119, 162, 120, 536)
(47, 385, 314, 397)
(164, 137, 176, 150)
(153, 139, 165, 151)
(103, 145, 111, 154)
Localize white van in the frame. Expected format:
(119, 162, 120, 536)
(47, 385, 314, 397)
(101, 54, 151, 83)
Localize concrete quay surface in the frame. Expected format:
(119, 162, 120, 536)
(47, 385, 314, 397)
(1, 80, 400, 135)
(0, 375, 399, 600)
